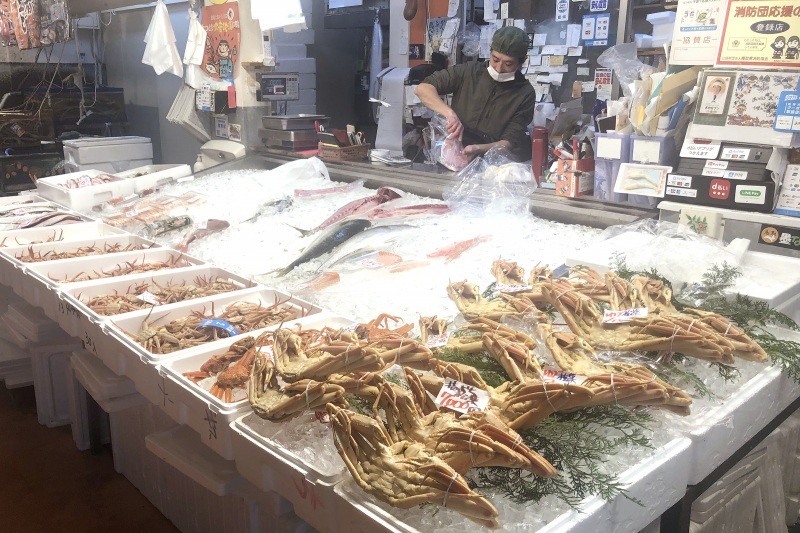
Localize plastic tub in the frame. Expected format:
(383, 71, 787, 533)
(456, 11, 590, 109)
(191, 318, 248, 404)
(36, 169, 136, 211)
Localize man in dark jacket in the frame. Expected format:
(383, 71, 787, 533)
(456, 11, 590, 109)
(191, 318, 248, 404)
(415, 26, 535, 161)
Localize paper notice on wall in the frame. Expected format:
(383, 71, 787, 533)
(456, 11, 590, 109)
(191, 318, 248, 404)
(716, 0, 800, 68)
(447, 0, 460, 17)
(670, 0, 724, 65)
(566, 24, 581, 47)
(438, 18, 461, 54)
(500, 2, 508, 18)
(480, 24, 496, 57)
(594, 67, 612, 100)
(483, 0, 496, 20)
(556, 0, 569, 21)
(532, 33, 547, 46)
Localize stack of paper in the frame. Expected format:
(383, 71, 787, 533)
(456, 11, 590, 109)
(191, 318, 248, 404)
(166, 84, 211, 142)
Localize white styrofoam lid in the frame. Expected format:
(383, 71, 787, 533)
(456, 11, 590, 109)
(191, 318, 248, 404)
(70, 351, 137, 400)
(144, 425, 243, 497)
(63, 136, 151, 147)
(658, 201, 800, 229)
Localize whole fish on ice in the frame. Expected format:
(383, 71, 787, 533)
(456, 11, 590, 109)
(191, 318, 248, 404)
(243, 196, 294, 223)
(273, 218, 372, 276)
(290, 186, 402, 236)
(318, 223, 414, 270)
(176, 219, 231, 252)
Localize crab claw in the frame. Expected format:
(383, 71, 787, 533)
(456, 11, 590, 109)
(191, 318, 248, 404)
(327, 403, 501, 529)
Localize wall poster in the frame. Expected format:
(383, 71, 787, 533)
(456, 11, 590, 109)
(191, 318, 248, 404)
(201, 2, 240, 82)
(717, 0, 800, 68)
(670, 0, 724, 65)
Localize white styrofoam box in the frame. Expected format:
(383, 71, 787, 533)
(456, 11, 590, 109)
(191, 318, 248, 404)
(0, 234, 160, 311)
(276, 58, 316, 74)
(101, 287, 321, 406)
(230, 413, 343, 532)
(5, 299, 62, 341)
(31, 349, 72, 427)
(24, 248, 205, 289)
(63, 158, 154, 175)
(145, 424, 244, 497)
(0, 336, 30, 374)
(0, 315, 31, 349)
(115, 164, 193, 193)
(159, 314, 353, 460)
(0, 193, 47, 206)
(56, 264, 258, 338)
(36, 169, 136, 211)
(274, 43, 309, 60)
(564, 231, 800, 313)
(295, 89, 316, 107)
(687, 365, 784, 485)
(272, 27, 314, 45)
(0, 221, 126, 250)
(3, 365, 33, 388)
(62, 136, 153, 165)
(71, 349, 138, 401)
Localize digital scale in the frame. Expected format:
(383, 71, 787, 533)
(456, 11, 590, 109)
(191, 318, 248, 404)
(256, 72, 300, 101)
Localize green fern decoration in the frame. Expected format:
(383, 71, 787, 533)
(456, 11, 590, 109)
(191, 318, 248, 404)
(435, 346, 508, 388)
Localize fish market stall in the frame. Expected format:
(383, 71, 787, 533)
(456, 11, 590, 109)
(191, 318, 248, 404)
(1, 156, 799, 533)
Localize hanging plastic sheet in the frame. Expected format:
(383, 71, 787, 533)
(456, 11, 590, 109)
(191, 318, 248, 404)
(142, 0, 183, 77)
(183, 8, 207, 89)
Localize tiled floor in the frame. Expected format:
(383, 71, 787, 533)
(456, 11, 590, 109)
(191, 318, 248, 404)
(0, 383, 177, 532)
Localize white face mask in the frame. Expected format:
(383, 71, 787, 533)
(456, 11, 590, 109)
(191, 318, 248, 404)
(487, 64, 515, 82)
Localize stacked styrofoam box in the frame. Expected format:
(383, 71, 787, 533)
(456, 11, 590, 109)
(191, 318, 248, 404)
(689, 429, 787, 532)
(29, 335, 85, 428)
(67, 350, 144, 451)
(0, 285, 32, 387)
(646, 12, 676, 47)
(62, 136, 153, 174)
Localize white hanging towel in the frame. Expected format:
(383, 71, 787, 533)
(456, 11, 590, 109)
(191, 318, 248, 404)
(142, 0, 183, 77)
(183, 8, 208, 88)
(251, 0, 307, 33)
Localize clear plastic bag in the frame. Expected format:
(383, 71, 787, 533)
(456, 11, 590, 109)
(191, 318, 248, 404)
(598, 219, 749, 288)
(426, 114, 470, 171)
(460, 22, 481, 58)
(597, 43, 656, 98)
(444, 146, 538, 216)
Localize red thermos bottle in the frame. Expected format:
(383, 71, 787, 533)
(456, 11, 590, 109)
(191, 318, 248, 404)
(531, 127, 548, 186)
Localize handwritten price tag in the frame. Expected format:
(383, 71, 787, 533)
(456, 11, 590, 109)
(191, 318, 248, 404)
(435, 378, 490, 413)
(76, 175, 93, 188)
(195, 219, 208, 230)
(136, 291, 162, 305)
(602, 307, 648, 324)
(541, 367, 586, 385)
(425, 332, 450, 348)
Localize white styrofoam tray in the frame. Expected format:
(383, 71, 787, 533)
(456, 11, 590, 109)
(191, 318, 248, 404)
(25, 249, 205, 326)
(0, 193, 47, 207)
(160, 314, 353, 461)
(115, 164, 193, 193)
(230, 412, 344, 532)
(62, 136, 152, 165)
(56, 264, 259, 338)
(0, 235, 160, 317)
(0, 221, 126, 249)
(94, 287, 320, 405)
(70, 349, 138, 400)
(36, 169, 136, 211)
(64, 159, 154, 175)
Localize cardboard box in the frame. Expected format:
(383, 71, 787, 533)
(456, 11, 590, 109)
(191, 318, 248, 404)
(556, 158, 594, 197)
(664, 173, 777, 213)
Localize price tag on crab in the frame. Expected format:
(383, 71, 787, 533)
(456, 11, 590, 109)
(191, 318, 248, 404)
(425, 332, 450, 348)
(136, 291, 162, 305)
(540, 367, 587, 385)
(76, 175, 93, 188)
(495, 283, 533, 294)
(603, 307, 648, 324)
(435, 378, 490, 413)
(198, 318, 240, 337)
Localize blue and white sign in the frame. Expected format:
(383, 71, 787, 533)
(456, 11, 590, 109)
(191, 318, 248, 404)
(589, 0, 608, 12)
(774, 90, 800, 133)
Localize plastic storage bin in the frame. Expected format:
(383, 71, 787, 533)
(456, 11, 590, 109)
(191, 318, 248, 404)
(628, 135, 677, 208)
(593, 132, 631, 203)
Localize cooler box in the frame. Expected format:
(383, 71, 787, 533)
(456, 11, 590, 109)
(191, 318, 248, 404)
(594, 132, 630, 203)
(62, 136, 153, 173)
